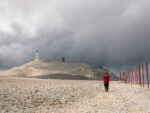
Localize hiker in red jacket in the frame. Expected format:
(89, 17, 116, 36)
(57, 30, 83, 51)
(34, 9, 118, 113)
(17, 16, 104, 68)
(103, 72, 110, 92)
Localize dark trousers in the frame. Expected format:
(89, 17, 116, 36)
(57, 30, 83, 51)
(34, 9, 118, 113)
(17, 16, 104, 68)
(104, 83, 109, 92)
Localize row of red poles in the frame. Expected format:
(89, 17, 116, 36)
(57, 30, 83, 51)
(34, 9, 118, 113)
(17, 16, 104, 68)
(120, 60, 149, 88)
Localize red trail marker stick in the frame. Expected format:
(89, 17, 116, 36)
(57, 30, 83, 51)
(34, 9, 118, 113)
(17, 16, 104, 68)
(138, 65, 141, 87)
(135, 67, 137, 84)
(146, 61, 149, 88)
(142, 64, 144, 87)
(126, 72, 128, 83)
(135, 68, 136, 84)
(133, 71, 134, 84)
(123, 72, 125, 82)
(136, 67, 138, 84)
(131, 71, 133, 84)
(125, 72, 126, 83)
(123, 72, 124, 82)
(120, 72, 121, 81)
(128, 71, 130, 83)
(125, 72, 127, 83)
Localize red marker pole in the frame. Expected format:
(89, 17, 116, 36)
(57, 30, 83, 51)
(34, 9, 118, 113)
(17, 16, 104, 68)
(123, 72, 124, 82)
(138, 65, 141, 87)
(128, 71, 129, 83)
(135, 67, 137, 84)
(142, 64, 144, 87)
(136, 67, 139, 84)
(131, 71, 133, 84)
(132, 71, 134, 84)
(126, 72, 128, 83)
(130, 71, 132, 83)
(146, 61, 149, 88)
(135, 68, 136, 84)
(128, 71, 130, 83)
(122, 72, 123, 81)
(123, 72, 125, 82)
(120, 72, 121, 81)
(130, 71, 131, 84)
(125, 72, 126, 83)
(126, 72, 127, 83)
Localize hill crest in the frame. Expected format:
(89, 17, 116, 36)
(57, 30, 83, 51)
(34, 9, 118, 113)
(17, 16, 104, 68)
(0, 60, 118, 80)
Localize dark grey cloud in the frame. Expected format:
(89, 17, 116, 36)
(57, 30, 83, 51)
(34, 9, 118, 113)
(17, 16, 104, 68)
(0, 0, 150, 73)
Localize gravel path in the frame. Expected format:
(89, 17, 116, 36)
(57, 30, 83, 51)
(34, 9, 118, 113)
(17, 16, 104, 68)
(0, 77, 150, 113)
(63, 82, 150, 113)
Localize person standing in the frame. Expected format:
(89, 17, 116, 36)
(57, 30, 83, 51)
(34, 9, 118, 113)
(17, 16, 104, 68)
(103, 72, 110, 92)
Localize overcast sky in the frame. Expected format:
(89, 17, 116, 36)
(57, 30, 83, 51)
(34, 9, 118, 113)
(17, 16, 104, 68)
(0, 0, 150, 72)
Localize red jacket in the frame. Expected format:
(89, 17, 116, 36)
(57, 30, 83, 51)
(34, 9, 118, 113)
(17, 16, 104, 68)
(103, 72, 110, 83)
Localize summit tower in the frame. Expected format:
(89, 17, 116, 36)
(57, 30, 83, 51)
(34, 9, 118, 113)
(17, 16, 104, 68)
(35, 49, 39, 61)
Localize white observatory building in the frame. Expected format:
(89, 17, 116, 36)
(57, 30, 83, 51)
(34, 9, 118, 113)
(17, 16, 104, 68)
(35, 49, 40, 61)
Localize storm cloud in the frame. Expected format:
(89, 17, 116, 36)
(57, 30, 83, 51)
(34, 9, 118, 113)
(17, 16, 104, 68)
(0, 0, 150, 72)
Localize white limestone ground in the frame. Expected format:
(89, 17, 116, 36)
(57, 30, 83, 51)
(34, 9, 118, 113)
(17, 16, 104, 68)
(0, 77, 150, 113)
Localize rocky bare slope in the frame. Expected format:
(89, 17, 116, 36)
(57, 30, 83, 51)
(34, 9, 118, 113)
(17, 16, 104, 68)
(0, 77, 150, 113)
(0, 60, 118, 80)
